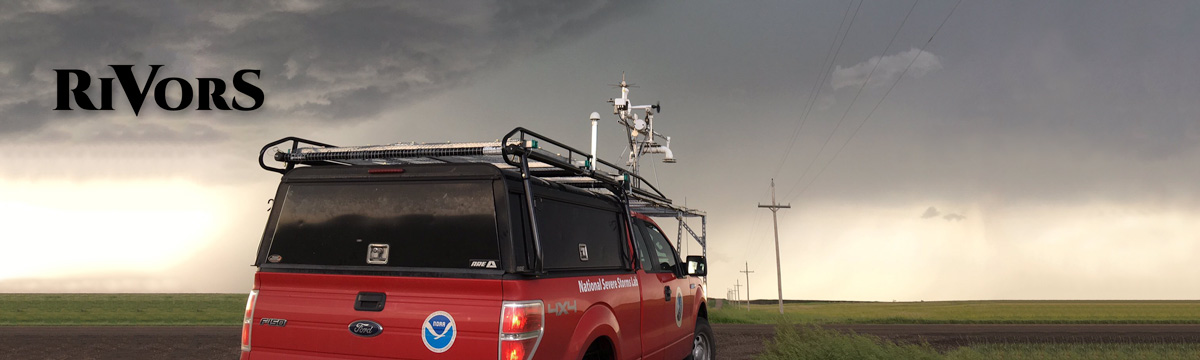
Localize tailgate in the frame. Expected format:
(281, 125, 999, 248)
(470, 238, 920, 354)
(249, 272, 501, 359)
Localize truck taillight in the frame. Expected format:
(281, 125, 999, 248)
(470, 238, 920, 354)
(499, 301, 543, 360)
(241, 290, 258, 352)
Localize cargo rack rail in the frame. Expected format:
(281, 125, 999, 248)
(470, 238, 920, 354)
(259, 127, 706, 274)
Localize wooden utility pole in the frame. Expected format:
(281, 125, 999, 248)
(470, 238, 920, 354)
(758, 179, 791, 314)
(733, 279, 741, 306)
(740, 262, 754, 310)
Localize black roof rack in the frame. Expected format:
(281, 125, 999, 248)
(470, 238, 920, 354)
(259, 127, 706, 273)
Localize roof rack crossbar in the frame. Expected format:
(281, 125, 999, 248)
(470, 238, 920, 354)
(262, 128, 674, 205)
(501, 127, 670, 203)
(260, 137, 337, 174)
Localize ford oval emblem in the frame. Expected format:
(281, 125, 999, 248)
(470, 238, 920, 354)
(348, 320, 384, 337)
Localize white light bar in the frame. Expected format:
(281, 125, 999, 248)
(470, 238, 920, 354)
(278, 140, 534, 162)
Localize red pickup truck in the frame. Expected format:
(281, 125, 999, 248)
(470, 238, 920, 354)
(242, 130, 713, 359)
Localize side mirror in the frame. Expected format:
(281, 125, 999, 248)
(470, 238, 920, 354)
(686, 256, 707, 276)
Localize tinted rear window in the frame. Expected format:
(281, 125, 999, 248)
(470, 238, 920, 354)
(266, 181, 499, 269)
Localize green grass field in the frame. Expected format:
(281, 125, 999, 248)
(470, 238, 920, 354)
(4, 295, 1199, 359)
(712, 300, 1200, 324)
(946, 343, 1200, 360)
(3, 295, 1198, 326)
(0, 294, 244, 326)
(756, 324, 1200, 360)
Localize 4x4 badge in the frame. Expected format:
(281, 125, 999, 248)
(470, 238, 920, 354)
(367, 244, 389, 264)
(549, 300, 578, 316)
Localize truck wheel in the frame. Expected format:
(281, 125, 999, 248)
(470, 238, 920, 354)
(685, 318, 715, 360)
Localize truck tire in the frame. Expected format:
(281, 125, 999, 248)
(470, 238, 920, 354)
(685, 318, 715, 360)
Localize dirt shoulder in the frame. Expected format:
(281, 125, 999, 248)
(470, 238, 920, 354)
(0, 326, 239, 360)
(714, 324, 1200, 360)
(2, 324, 1200, 360)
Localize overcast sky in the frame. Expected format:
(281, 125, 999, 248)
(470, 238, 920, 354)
(1, 0, 1197, 300)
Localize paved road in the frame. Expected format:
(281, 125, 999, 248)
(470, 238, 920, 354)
(2, 324, 1199, 359)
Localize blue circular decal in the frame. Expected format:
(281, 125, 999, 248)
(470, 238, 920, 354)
(675, 287, 684, 327)
(422, 311, 456, 353)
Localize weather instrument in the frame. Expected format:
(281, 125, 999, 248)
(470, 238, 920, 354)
(604, 73, 674, 178)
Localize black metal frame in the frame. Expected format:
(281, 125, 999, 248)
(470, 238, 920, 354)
(259, 137, 336, 174)
(259, 127, 705, 275)
(500, 127, 670, 203)
(500, 127, 664, 273)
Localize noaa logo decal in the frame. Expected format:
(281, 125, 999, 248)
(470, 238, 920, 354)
(674, 287, 684, 327)
(422, 311, 457, 353)
(348, 320, 383, 337)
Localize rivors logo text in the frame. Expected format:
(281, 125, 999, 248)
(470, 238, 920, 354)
(54, 65, 264, 115)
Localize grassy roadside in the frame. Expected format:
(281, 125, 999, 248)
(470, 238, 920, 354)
(0, 294, 243, 326)
(3, 295, 1199, 326)
(712, 300, 1200, 324)
(755, 324, 1200, 360)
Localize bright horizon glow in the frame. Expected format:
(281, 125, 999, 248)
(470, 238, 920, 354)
(1, 177, 1195, 299)
(713, 201, 1200, 302)
(0, 179, 219, 286)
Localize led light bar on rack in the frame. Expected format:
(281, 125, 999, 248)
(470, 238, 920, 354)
(275, 140, 536, 163)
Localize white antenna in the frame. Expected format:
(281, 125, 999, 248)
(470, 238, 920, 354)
(588, 111, 600, 171)
(605, 73, 674, 176)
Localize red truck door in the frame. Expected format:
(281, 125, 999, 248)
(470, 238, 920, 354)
(635, 219, 694, 360)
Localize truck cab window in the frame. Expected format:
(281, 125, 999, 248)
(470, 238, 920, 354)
(639, 221, 679, 273)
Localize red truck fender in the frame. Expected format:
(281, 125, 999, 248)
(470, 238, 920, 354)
(694, 286, 708, 320)
(568, 303, 623, 360)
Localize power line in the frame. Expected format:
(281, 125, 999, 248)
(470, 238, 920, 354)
(753, 0, 860, 264)
(789, 0, 964, 201)
(753, 0, 858, 263)
(781, 0, 922, 201)
(770, 0, 861, 180)
(743, 187, 772, 259)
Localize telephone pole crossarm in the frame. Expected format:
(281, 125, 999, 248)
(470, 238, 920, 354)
(757, 204, 792, 209)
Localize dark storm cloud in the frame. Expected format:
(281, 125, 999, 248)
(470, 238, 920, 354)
(915, 1, 1200, 161)
(0, 0, 629, 141)
(81, 123, 229, 144)
(0, 2, 162, 136)
(919, 207, 962, 221)
(732, 0, 1200, 206)
(920, 206, 939, 219)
